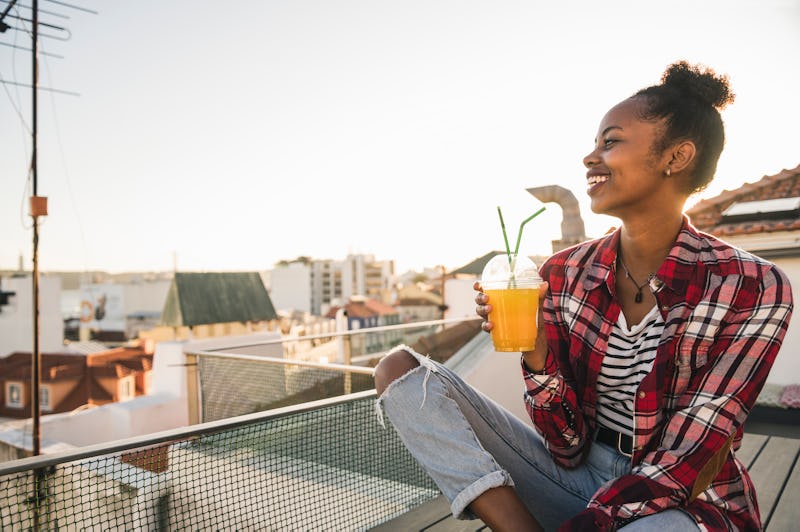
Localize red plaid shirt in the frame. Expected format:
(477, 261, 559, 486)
(523, 217, 793, 531)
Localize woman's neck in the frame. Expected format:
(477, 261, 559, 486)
(618, 214, 683, 276)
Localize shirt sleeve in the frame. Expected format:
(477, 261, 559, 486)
(567, 264, 794, 530)
(521, 289, 591, 468)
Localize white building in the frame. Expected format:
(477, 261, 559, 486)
(270, 255, 394, 316)
(269, 262, 313, 314)
(0, 274, 63, 357)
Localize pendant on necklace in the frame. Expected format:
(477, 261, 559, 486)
(634, 290, 643, 304)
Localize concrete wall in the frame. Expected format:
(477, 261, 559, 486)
(446, 333, 534, 428)
(766, 256, 800, 386)
(36, 392, 187, 448)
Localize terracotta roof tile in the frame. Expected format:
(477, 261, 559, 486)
(325, 297, 399, 319)
(686, 163, 800, 236)
(363, 298, 398, 316)
(343, 302, 374, 319)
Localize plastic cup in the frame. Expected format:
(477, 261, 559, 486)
(481, 254, 542, 352)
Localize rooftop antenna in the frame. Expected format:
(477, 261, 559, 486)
(1, 1, 94, 526)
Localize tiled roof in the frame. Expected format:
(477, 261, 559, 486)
(0, 348, 154, 415)
(340, 303, 374, 319)
(686, 163, 800, 236)
(160, 272, 278, 327)
(1, 352, 87, 381)
(362, 298, 398, 316)
(325, 297, 399, 319)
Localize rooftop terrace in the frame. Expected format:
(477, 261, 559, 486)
(0, 319, 797, 530)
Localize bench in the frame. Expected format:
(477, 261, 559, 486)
(372, 433, 800, 531)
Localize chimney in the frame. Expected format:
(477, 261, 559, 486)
(527, 185, 587, 254)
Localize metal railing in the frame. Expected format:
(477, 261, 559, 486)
(185, 317, 478, 423)
(0, 318, 482, 530)
(0, 391, 439, 531)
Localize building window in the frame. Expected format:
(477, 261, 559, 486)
(118, 376, 134, 401)
(6, 382, 23, 409)
(40, 385, 52, 412)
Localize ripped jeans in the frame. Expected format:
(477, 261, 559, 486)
(374, 346, 698, 532)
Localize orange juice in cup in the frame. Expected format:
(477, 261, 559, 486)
(481, 254, 542, 352)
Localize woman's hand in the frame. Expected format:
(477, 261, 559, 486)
(475, 280, 550, 372)
(473, 281, 493, 332)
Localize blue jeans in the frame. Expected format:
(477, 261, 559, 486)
(375, 349, 698, 531)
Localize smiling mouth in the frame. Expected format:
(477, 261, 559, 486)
(587, 175, 609, 186)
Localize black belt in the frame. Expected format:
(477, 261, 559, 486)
(595, 426, 633, 456)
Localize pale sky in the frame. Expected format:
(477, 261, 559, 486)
(1, 0, 798, 275)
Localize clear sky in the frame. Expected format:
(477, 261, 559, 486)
(1, 0, 798, 275)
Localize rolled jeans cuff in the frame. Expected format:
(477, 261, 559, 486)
(451, 469, 514, 520)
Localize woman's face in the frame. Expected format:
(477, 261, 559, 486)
(583, 97, 674, 218)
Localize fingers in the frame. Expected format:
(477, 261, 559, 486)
(538, 281, 549, 302)
(474, 284, 492, 330)
(475, 286, 489, 310)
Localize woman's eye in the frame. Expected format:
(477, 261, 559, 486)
(603, 138, 618, 147)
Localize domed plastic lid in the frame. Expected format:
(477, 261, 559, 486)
(481, 254, 541, 289)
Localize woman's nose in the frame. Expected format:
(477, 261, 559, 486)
(583, 148, 599, 168)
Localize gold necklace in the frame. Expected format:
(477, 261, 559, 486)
(617, 257, 653, 304)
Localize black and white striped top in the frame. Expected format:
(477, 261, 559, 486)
(596, 306, 664, 436)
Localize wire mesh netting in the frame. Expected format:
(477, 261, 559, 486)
(195, 323, 443, 423)
(0, 395, 439, 530)
(198, 357, 377, 422)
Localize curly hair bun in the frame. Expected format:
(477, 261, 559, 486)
(661, 61, 735, 110)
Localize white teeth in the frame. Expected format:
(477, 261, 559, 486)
(587, 175, 609, 186)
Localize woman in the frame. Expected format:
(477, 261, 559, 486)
(374, 61, 793, 531)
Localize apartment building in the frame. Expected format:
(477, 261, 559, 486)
(270, 254, 395, 315)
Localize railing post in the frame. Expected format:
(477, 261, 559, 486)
(185, 353, 200, 425)
(343, 334, 352, 395)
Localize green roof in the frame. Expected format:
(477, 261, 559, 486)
(161, 272, 277, 327)
(448, 251, 506, 276)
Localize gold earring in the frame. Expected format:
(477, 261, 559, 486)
(665, 167, 671, 177)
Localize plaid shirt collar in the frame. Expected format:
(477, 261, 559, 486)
(580, 215, 713, 306)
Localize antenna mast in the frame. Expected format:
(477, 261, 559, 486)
(31, 0, 45, 460)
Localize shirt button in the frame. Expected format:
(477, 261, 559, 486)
(661, 305, 669, 311)
(638, 391, 646, 399)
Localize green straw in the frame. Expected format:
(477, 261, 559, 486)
(496, 206, 512, 264)
(513, 206, 546, 259)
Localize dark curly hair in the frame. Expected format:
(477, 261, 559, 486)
(634, 61, 735, 194)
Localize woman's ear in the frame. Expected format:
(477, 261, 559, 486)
(666, 140, 696, 174)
